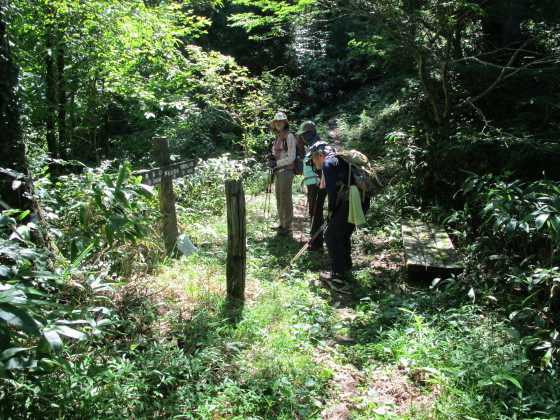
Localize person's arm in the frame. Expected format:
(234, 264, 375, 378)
(276, 133, 296, 167)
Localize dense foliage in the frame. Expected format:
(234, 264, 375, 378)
(1, 0, 560, 417)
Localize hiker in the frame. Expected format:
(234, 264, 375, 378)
(295, 121, 328, 251)
(267, 112, 296, 236)
(310, 143, 370, 281)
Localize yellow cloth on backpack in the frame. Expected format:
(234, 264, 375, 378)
(348, 185, 366, 225)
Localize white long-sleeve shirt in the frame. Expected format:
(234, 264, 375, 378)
(272, 131, 296, 168)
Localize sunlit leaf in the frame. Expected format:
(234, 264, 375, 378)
(535, 213, 549, 230)
(0, 303, 40, 336)
(51, 325, 87, 341)
(43, 328, 63, 356)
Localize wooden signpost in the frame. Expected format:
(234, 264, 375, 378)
(225, 179, 246, 302)
(138, 136, 196, 256)
(138, 137, 246, 302)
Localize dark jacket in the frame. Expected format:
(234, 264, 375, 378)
(322, 155, 351, 212)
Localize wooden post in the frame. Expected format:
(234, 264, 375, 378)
(226, 179, 246, 301)
(153, 136, 179, 257)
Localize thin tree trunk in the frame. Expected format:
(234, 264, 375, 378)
(45, 31, 59, 159)
(103, 107, 110, 159)
(57, 42, 68, 160)
(0, 6, 31, 211)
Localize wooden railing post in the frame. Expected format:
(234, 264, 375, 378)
(152, 136, 179, 257)
(226, 179, 246, 302)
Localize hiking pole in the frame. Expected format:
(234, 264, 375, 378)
(275, 221, 328, 281)
(263, 169, 273, 231)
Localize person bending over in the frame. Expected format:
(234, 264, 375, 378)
(310, 143, 370, 281)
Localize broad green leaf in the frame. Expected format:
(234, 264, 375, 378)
(43, 327, 63, 356)
(0, 303, 40, 336)
(19, 270, 59, 280)
(493, 374, 522, 389)
(116, 165, 127, 189)
(0, 215, 16, 227)
(1, 347, 30, 361)
(51, 325, 87, 341)
(93, 190, 106, 212)
(70, 239, 79, 263)
(504, 328, 520, 341)
(79, 206, 88, 226)
(505, 220, 517, 237)
(105, 224, 114, 247)
(15, 210, 30, 221)
(0, 288, 28, 305)
(6, 357, 37, 370)
(69, 241, 95, 267)
(535, 213, 549, 230)
(103, 173, 115, 189)
(114, 189, 130, 209)
(542, 348, 553, 367)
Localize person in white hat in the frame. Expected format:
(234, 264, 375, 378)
(267, 112, 296, 236)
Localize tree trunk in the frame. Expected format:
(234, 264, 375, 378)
(57, 42, 68, 160)
(103, 107, 110, 159)
(45, 31, 59, 159)
(481, 0, 524, 55)
(0, 6, 31, 211)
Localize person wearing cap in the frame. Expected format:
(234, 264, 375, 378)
(295, 121, 328, 251)
(268, 112, 296, 236)
(310, 143, 370, 282)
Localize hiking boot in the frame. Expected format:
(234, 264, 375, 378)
(319, 272, 346, 283)
(278, 227, 293, 237)
(329, 283, 353, 294)
(319, 272, 353, 294)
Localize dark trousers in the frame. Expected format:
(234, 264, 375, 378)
(324, 198, 369, 274)
(307, 184, 326, 247)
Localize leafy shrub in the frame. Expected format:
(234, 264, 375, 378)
(449, 172, 560, 367)
(460, 172, 560, 262)
(0, 155, 165, 386)
(38, 161, 162, 273)
(0, 208, 124, 388)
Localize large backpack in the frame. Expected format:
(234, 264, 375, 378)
(337, 150, 386, 198)
(282, 132, 306, 175)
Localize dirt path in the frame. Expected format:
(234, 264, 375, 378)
(248, 118, 438, 418)
(283, 117, 438, 416)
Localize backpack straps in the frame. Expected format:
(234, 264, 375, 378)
(281, 130, 292, 151)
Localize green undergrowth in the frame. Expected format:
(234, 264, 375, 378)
(2, 168, 560, 419)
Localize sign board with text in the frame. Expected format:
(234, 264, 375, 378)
(139, 159, 196, 186)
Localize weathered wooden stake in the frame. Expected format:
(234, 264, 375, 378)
(153, 137, 179, 256)
(226, 179, 246, 301)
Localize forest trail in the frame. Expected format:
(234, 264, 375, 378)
(142, 121, 439, 417)
(246, 189, 438, 418)
(230, 120, 439, 418)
